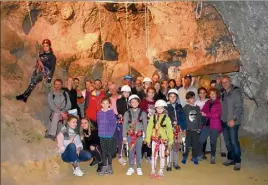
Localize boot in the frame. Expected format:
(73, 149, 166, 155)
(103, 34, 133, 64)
(107, 164, 113, 174)
(96, 162, 102, 172)
(90, 158, 98, 166)
(16, 84, 34, 103)
(173, 163, 181, 170)
(98, 165, 107, 176)
(166, 165, 172, 172)
(16, 94, 28, 103)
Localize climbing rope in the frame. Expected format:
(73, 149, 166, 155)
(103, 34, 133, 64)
(26, 0, 33, 27)
(144, 2, 150, 58)
(125, 2, 131, 76)
(195, 1, 203, 19)
(97, 4, 105, 61)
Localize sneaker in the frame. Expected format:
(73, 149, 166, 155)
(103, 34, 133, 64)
(137, 168, 143, 176)
(118, 157, 127, 166)
(126, 168, 135, 176)
(98, 166, 108, 176)
(221, 153, 227, 157)
(155, 169, 164, 178)
(173, 164, 181, 170)
(149, 172, 156, 178)
(73, 167, 84, 176)
(107, 164, 113, 174)
(166, 165, 172, 171)
(181, 157, 187, 164)
(210, 156, 216, 164)
(234, 163, 241, 171)
(223, 160, 235, 166)
(192, 158, 199, 165)
(96, 163, 102, 172)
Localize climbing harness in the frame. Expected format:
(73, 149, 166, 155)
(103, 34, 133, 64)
(195, 1, 203, 19)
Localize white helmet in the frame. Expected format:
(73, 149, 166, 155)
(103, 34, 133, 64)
(121, 85, 131, 92)
(155, 99, 168, 107)
(128, 94, 141, 104)
(142, 77, 152, 83)
(168, 88, 179, 96)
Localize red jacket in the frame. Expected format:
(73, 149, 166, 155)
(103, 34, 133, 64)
(201, 98, 222, 133)
(85, 90, 106, 123)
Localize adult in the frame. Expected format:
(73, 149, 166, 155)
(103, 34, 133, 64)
(168, 79, 176, 89)
(85, 79, 106, 126)
(123, 75, 133, 87)
(46, 79, 71, 140)
(160, 80, 169, 101)
(132, 79, 143, 95)
(73, 78, 85, 118)
(154, 81, 166, 101)
(200, 88, 222, 164)
(63, 78, 80, 118)
(16, 39, 56, 102)
(178, 74, 198, 107)
(82, 80, 94, 98)
(221, 76, 243, 171)
(137, 77, 152, 100)
(152, 73, 160, 85)
(109, 83, 120, 115)
(175, 78, 183, 90)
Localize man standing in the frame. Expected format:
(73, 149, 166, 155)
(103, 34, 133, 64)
(221, 76, 243, 171)
(85, 79, 106, 126)
(178, 75, 198, 107)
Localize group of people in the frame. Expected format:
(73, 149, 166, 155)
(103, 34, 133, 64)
(16, 39, 243, 178)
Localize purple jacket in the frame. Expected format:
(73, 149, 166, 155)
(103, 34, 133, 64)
(97, 109, 117, 138)
(202, 98, 222, 133)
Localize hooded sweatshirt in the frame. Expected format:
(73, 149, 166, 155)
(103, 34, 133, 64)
(48, 90, 72, 113)
(167, 102, 186, 130)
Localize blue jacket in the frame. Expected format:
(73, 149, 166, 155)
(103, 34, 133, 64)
(167, 102, 186, 130)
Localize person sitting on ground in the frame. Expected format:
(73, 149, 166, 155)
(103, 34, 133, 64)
(182, 91, 202, 165)
(16, 39, 56, 103)
(200, 88, 223, 164)
(168, 79, 176, 89)
(97, 98, 117, 176)
(80, 117, 102, 172)
(146, 100, 173, 178)
(123, 95, 147, 176)
(57, 115, 92, 176)
(63, 77, 81, 118)
(73, 78, 84, 118)
(166, 88, 186, 171)
(116, 85, 132, 165)
(46, 79, 71, 140)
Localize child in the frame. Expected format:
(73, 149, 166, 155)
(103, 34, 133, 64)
(195, 87, 210, 160)
(182, 91, 202, 165)
(80, 118, 102, 172)
(166, 89, 186, 171)
(139, 87, 156, 163)
(200, 88, 222, 164)
(97, 98, 117, 176)
(123, 94, 147, 176)
(57, 115, 92, 176)
(116, 85, 132, 165)
(146, 99, 173, 178)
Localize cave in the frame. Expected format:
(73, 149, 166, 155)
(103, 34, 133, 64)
(1, 1, 268, 185)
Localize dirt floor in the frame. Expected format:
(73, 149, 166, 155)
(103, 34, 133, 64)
(52, 154, 268, 185)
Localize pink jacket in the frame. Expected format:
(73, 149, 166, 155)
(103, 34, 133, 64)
(201, 98, 222, 133)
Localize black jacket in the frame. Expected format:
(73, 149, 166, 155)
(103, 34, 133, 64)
(82, 129, 100, 150)
(63, 88, 81, 117)
(116, 96, 129, 116)
(154, 91, 167, 101)
(39, 52, 56, 83)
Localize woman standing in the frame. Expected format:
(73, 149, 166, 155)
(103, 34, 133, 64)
(16, 39, 56, 102)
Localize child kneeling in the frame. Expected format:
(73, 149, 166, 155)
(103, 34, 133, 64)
(146, 100, 173, 178)
(57, 115, 92, 176)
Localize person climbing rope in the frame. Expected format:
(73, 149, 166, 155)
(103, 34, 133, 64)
(16, 39, 56, 102)
(146, 100, 173, 178)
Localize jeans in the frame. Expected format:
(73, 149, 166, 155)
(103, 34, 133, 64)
(222, 123, 241, 163)
(200, 126, 219, 157)
(61, 143, 92, 163)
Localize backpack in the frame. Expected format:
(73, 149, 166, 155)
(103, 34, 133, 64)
(128, 109, 143, 124)
(53, 90, 68, 109)
(153, 114, 167, 128)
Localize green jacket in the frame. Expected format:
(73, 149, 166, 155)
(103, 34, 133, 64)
(146, 114, 174, 146)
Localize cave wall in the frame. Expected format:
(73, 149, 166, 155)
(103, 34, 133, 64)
(212, 1, 268, 134)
